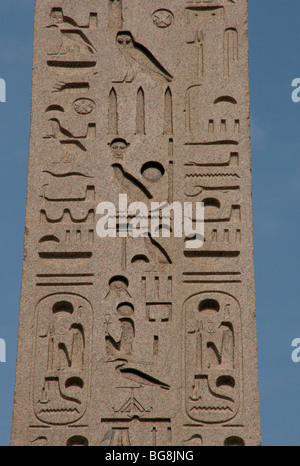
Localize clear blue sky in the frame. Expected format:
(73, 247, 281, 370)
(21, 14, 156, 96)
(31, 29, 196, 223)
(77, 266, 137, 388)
(0, 0, 299, 446)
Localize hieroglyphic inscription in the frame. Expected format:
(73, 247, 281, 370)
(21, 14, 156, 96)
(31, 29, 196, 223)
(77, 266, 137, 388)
(12, 0, 260, 446)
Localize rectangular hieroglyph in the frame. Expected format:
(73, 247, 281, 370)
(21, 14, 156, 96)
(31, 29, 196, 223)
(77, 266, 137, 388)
(11, 0, 261, 446)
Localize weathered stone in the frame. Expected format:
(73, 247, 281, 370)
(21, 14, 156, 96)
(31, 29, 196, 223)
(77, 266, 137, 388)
(11, 0, 261, 446)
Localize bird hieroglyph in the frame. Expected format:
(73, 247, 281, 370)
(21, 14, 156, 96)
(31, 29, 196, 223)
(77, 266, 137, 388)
(114, 31, 173, 83)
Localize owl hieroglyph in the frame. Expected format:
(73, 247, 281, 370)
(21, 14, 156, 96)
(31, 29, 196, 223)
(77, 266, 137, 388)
(114, 31, 173, 83)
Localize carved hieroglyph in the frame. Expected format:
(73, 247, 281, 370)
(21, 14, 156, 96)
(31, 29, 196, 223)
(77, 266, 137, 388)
(11, 0, 261, 446)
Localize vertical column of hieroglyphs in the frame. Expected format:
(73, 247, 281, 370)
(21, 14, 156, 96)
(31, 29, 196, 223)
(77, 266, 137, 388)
(96, 0, 178, 448)
(11, 1, 100, 446)
(181, 0, 260, 446)
(11, 0, 260, 446)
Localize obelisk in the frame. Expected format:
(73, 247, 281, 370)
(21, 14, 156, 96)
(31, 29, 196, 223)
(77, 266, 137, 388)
(11, 0, 261, 446)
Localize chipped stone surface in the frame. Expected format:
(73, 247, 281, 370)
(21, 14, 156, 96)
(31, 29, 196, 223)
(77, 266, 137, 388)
(11, 0, 261, 446)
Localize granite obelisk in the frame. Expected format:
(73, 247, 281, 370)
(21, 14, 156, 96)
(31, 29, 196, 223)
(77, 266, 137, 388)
(11, 0, 261, 446)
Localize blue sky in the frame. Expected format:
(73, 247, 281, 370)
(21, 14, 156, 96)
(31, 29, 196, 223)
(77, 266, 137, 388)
(0, 0, 299, 446)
